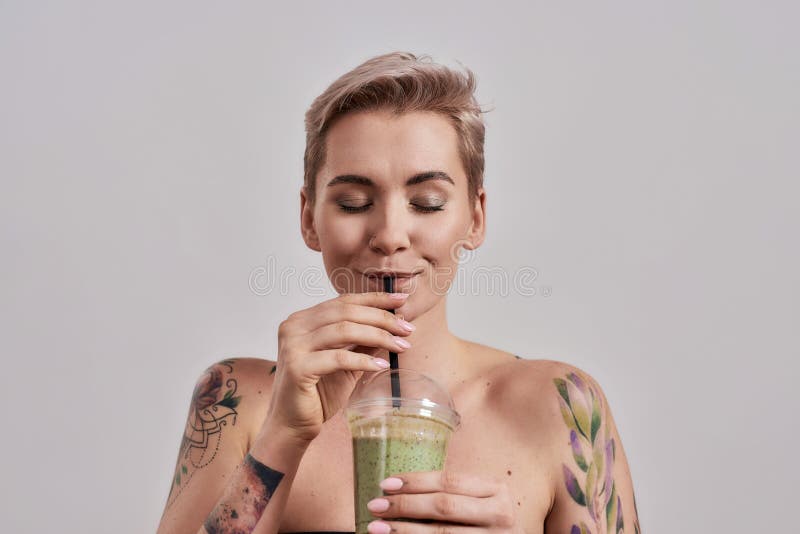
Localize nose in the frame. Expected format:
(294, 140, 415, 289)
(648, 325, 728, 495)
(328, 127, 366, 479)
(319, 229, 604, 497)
(368, 199, 411, 255)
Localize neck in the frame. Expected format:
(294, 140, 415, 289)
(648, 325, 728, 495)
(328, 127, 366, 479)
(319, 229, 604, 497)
(383, 297, 469, 392)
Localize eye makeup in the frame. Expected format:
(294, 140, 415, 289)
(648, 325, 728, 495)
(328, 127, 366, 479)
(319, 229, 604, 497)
(336, 198, 446, 214)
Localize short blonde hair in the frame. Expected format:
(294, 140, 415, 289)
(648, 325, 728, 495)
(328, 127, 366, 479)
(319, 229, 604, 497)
(303, 52, 487, 206)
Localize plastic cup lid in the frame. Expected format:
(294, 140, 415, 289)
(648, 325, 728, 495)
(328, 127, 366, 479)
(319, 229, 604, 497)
(347, 368, 460, 429)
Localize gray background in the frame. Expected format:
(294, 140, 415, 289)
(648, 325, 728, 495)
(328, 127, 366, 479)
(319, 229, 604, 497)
(1, 1, 797, 532)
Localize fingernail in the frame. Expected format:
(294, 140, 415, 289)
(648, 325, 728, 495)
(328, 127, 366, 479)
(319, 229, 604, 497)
(389, 292, 409, 299)
(393, 337, 411, 349)
(367, 498, 390, 513)
(380, 477, 404, 491)
(373, 358, 390, 369)
(397, 318, 415, 332)
(368, 521, 391, 534)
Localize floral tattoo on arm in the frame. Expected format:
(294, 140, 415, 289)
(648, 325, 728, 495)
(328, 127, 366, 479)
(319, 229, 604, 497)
(166, 359, 242, 507)
(555, 372, 641, 534)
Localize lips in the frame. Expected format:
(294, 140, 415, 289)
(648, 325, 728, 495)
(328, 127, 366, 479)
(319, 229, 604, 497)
(361, 269, 422, 279)
(358, 270, 422, 292)
(365, 273, 418, 279)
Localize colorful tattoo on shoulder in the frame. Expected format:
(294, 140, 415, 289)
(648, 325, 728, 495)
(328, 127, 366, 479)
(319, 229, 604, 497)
(554, 371, 639, 534)
(203, 453, 284, 534)
(166, 359, 242, 507)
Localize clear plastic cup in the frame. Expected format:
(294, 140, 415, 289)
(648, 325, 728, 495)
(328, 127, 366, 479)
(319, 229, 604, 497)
(346, 368, 461, 533)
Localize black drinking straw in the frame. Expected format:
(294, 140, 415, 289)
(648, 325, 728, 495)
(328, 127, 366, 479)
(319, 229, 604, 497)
(383, 276, 402, 407)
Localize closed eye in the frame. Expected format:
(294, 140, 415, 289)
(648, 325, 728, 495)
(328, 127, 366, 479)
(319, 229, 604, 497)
(338, 203, 371, 213)
(337, 203, 444, 213)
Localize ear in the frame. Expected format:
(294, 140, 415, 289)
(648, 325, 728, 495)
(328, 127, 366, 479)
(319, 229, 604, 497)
(300, 186, 322, 252)
(462, 187, 486, 251)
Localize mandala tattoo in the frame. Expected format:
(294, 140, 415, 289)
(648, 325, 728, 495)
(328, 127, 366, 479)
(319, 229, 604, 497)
(166, 359, 242, 507)
(555, 371, 638, 534)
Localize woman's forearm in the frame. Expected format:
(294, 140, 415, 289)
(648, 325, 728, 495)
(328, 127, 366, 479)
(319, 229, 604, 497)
(197, 418, 311, 534)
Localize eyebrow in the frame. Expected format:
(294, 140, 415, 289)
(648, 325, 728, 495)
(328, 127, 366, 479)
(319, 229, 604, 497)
(326, 171, 456, 188)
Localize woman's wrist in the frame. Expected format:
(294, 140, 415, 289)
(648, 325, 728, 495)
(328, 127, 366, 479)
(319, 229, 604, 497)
(249, 416, 312, 472)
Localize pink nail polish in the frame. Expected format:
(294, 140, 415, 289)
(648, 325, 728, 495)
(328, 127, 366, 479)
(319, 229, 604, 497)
(380, 477, 404, 491)
(397, 318, 415, 332)
(367, 498, 390, 513)
(373, 358, 390, 369)
(393, 337, 411, 349)
(368, 521, 391, 534)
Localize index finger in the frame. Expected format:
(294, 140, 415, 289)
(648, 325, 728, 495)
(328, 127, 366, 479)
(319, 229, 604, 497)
(337, 291, 409, 308)
(380, 471, 501, 498)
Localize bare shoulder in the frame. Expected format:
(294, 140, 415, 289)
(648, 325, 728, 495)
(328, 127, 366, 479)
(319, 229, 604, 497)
(499, 357, 607, 396)
(191, 357, 277, 407)
(491, 358, 640, 533)
(219, 355, 277, 391)
(174, 356, 277, 472)
(486, 358, 619, 447)
(489, 357, 604, 407)
(207, 357, 277, 443)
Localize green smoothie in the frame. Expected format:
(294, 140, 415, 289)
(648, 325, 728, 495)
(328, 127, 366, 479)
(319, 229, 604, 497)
(350, 411, 454, 534)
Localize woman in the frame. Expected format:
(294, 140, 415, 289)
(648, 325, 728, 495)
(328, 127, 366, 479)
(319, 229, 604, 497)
(157, 52, 640, 534)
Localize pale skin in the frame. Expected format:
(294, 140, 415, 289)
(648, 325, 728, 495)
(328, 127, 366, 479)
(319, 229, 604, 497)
(157, 110, 640, 534)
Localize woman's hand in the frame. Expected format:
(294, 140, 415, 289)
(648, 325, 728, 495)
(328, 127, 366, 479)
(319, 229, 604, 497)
(261, 291, 414, 445)
(365, 471, 521, 534)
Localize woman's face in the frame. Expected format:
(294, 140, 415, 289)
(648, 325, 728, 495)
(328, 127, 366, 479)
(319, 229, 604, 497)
(301, 109, 485, 320)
